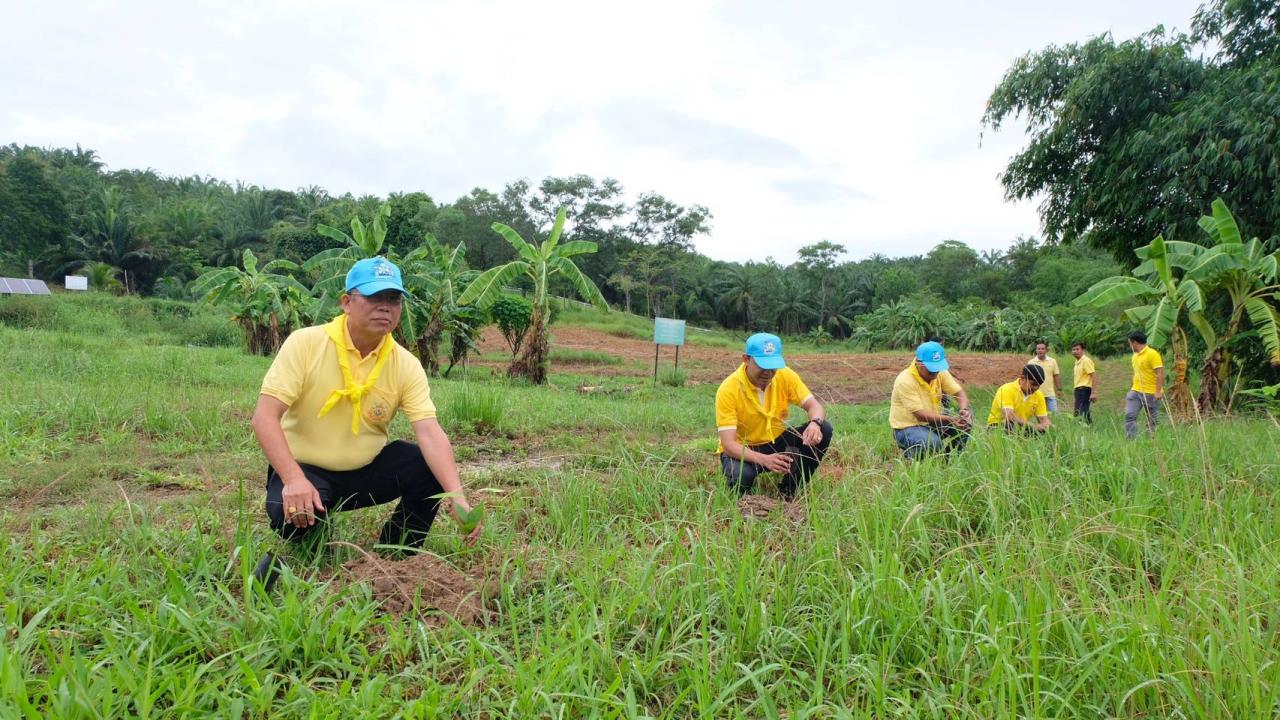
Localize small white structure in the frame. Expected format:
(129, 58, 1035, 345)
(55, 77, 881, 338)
(65, 275, 89, 291)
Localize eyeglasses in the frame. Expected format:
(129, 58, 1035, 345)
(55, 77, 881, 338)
(351, 292, 404, 308)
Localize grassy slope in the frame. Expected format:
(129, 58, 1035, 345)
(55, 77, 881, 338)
(2, 295, 1278, 718)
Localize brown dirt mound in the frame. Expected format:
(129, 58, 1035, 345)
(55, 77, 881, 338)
(738, 495, 807, 523)
(339, 552, 490, 626)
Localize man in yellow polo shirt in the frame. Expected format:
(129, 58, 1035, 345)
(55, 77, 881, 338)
(715, 333, 833, 499)
(1125, 330, 1164, 439)
(250, 257, 482, 586)
(889, 341, 972, 459)
(1071, 341, 1098, 423)
(1027, 342, 1062, 412)
(987, 364, 1051, 432)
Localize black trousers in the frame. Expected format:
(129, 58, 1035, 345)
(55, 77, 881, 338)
(266, 440, 444, 548)
(1074, 386, 1093, 424)
(720, 420, 834, 498)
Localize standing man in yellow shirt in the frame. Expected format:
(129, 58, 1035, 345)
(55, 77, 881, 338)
(1070, 341, 1098, 424)
(250, 258, 482, 586)
(889, 341, 972, 459)
(1125, 330, 1164, 439)
(987, 364, 1051, 432)
(715, 333, 833, 499)
(1027, 342, 1062, 413)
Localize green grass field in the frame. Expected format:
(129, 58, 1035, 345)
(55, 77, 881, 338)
(2, 294, 1278, 718)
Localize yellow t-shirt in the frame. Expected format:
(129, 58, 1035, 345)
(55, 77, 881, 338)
(715, 364, 813, 452)
(1027, 356, 1061, 398)
(1073, 354, 1096, 389)
(260, 320, 437, 471)
(889, 364, 962, 430)
(987, 380, 1048, 426)
(1130, 346, 1164, 394)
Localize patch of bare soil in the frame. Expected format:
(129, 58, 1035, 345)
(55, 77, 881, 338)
(474, 325, 1026, 401)
(737, 495, 807, 523)
(338, 552, 490, 626)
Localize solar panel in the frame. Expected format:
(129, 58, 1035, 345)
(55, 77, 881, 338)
(0, 278, 52, 295)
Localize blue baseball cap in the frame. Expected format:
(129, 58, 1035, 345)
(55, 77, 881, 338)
(345, 257, 406, 296)
(745, 333, 786, 370)
(915, 341, 948, 373)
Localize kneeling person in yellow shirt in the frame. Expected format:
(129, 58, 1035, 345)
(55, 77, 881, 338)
(988, 364, 1052, 433)
(249, 258, 482, 588)
(715, 333, 833, 500)
(889, 342, 973, 460)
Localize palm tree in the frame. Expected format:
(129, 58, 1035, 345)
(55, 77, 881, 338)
(716, 264, 759, 329)
(289, 185, 331, 223)
(192, 249, 311, 355)
(206, 230, 265, 268)
(77, 260, 124, 293)
(458, 208, 607, 384)
(772, 276, 816, 335)
(75, 187, 153, 294)
(302, 203, 394, 319)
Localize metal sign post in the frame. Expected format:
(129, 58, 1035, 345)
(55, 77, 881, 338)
(652, 317, 687, 383)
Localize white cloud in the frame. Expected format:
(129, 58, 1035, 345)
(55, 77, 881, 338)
(0, 0, 1203, 262)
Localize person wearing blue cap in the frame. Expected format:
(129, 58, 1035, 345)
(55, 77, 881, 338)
(715, 333, 834, 499)
(889, 341, 973, 459)
(248, 257, 482, 587)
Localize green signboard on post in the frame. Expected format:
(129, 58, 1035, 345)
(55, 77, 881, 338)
(653, 317, 686, 346)
(652, 317, 687, 384)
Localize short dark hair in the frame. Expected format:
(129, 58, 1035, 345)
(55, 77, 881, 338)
(1022, 364, 1046, 385)
(1072, 341, 1086, 350)
(1128, 330, 1147, 344)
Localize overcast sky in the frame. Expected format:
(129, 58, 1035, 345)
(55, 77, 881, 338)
(1, 0, 1204, 263)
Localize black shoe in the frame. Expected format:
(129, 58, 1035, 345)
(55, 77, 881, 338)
(252, 552, 282, 592)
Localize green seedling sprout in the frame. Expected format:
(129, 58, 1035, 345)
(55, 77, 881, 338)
(431, 491, 485, 533)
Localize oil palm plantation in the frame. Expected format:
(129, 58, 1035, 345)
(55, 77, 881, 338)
(74, 188, 153, 294)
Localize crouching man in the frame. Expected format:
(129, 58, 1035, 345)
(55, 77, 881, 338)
(715, 333, 833, 500)
(890, 341, 972, 459)
(250, 257, 482, 585)
(987, 364, 1052, 433)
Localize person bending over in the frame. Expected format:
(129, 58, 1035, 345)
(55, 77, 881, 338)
(987, 364, 1052, 433)
(889, 341, 972, 459)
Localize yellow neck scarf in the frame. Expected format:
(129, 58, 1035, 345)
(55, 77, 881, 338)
(317, 315, 394, 434)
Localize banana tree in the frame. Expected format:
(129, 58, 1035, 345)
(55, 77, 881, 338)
(302, 203, 392, 317)
(301, 202, 433, 347)
(1074, 235, 1210, 415)
(1183, 199, 1280, 411)
(398, 236, 477, 375)
(457, 208, 607, 384)
(192, 249, 311, 355)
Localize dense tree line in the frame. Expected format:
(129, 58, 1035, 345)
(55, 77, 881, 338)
(0, 143, 1125, 344)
